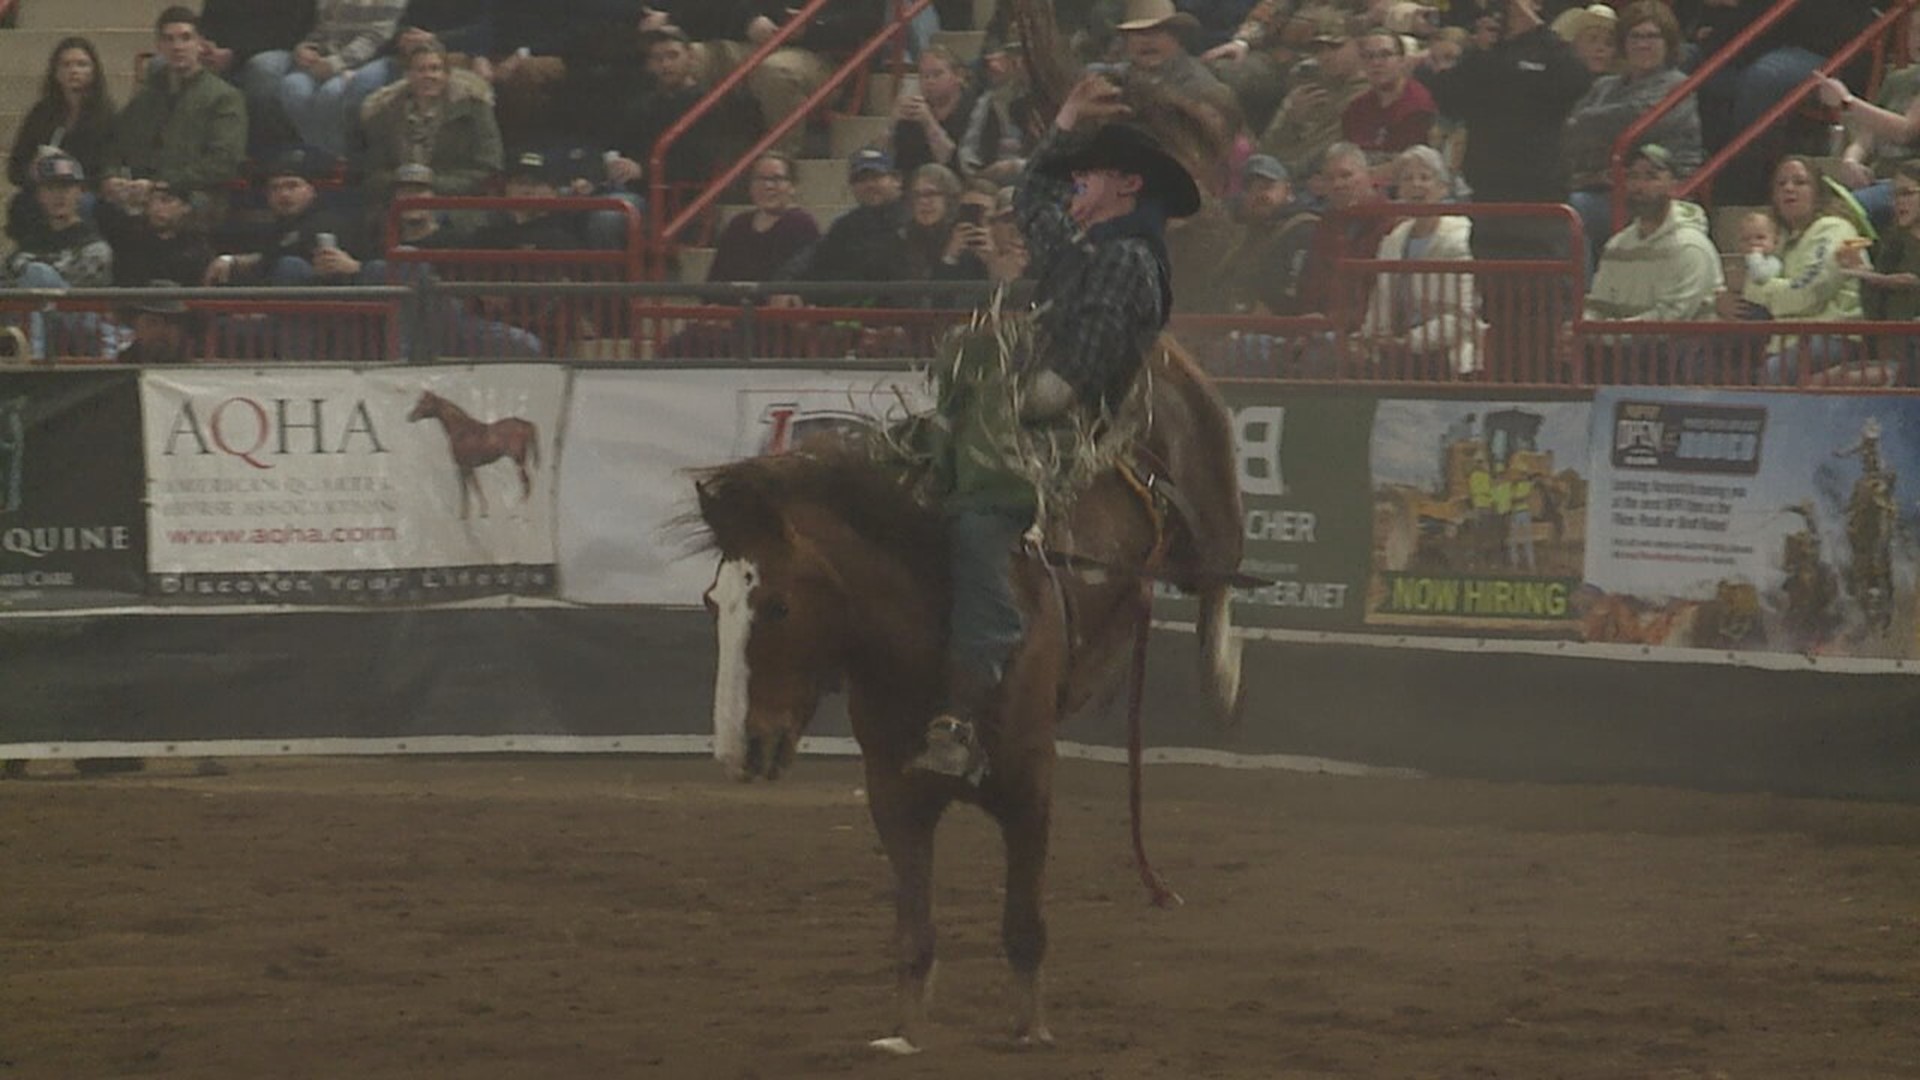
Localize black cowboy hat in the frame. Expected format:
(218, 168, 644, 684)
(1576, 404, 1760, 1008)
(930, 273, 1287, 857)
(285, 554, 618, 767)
(1038, 123, 1202, 218)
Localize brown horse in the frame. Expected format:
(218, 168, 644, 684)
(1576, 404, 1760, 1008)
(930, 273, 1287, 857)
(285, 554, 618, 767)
(690, 340, 1243, 1054)
(406, 390, 540, 519)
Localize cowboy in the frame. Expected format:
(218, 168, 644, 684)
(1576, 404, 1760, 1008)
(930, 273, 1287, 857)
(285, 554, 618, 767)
(911, 74, 1201, 783)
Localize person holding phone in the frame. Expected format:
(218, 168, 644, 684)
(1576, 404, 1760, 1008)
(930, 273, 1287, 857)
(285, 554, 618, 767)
(888, 45, 975, 177)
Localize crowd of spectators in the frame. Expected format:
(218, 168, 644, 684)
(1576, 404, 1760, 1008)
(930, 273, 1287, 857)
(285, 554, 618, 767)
(0, 0, 1915, 380)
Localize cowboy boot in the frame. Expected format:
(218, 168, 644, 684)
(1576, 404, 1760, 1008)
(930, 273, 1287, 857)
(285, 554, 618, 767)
(908, 668, 998, 784)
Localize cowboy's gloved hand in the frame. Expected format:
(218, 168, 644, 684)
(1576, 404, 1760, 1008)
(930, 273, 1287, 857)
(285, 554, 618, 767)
(1019, 369, 1075, 422)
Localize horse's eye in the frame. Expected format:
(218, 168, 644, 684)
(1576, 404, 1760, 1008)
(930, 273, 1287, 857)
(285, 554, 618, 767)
(761, 597, 789, 621)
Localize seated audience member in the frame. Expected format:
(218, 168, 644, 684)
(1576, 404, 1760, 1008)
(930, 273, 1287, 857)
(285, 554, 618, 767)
(243, 0, 405, 156)
(1838, 162, 1920, 377)
(116, 287, 195, 364)
(360, 38, 502, 202)
(1115, 0, 1231, 104)
(982, 184, 1029, 284)
(7, 38, 116, 243)
(97, 179, 214, 287)
(778, 148, 909, 288)
(707, 153, 821, 282)
(198, 0, 317, 76)
(1201, 0, 1316, 134)
(1562, 1, 1699, 271)
(1260, 9, 1370, 180)
(1715, 156, 1865, 386)
(888, 46, 976, 178)
(1300, 142, 1389, 317)
(387, 163, 462, 247)
(380, 163, 541, 358)
(1342, 25, 1437, 176)
(1819, 9, 1920, 232)
(1550, 3, 1616, 77)
(1216, 154, 1321, 316)
(4, 154, 113, 359)
(206, 149, 375, 286)
(394, 0, 497, 65)
(466, 152, 589, 251)
(1581, 143, 1723, 377)
(958, 40, 1040, 184)
(605, 27, 761, 201)
(736, 0, 887, 156)
(108, 8, 248, 192)
(1356, 146, 1481, 376)
(901, 164, 987, 285)
(1416, 25, 1468, 84)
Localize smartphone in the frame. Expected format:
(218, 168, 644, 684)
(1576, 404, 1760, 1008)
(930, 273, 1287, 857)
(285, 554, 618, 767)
(898, 73, 921, 98)
(315, 232, 338, 251)
(1294, 57, 1321, 81)
(958, 203, 986, 227)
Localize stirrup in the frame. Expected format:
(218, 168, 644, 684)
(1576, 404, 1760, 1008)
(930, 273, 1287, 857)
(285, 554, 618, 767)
(907, 715, 987, 784)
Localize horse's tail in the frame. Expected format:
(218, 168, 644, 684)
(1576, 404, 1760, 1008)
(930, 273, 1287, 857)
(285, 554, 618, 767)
(1196, 582, 1243, 729)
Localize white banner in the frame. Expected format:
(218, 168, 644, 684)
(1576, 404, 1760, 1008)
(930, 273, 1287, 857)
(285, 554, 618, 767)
(143, 366, 565, 603)
(558, 368, 929, 605)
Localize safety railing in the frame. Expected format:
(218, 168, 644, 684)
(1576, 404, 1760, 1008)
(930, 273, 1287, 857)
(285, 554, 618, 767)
(0, 286, 408, 365)
(648, 0, 933, 279)
(1574, 318, 1920, 389)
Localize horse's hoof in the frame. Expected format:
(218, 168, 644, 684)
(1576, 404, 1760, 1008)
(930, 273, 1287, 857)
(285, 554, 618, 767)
(868, 1036, 921, 1056)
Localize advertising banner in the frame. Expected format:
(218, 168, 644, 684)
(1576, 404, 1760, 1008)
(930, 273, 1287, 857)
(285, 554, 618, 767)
(1584, 389, 1920, 659)
(142, 366, 564, 604)
(0, 371, 146, 609)
(558, 368, 929, 606)
(1365, 398, 1591, 634)
(1175, 385, 1373, 631)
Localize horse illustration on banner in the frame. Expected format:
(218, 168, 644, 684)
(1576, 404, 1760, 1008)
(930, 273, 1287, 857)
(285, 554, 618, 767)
(407, 389, 540, 519)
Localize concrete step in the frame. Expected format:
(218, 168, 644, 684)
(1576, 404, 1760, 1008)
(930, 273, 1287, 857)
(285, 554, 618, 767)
(793, 156, 851, 207)
(929, 29, 986, 62)
(19, 0, 173, 31)
(829, 114, 892, 159)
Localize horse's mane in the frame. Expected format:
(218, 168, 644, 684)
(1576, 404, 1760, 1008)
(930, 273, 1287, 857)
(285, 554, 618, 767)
(687, 435, 946, 569)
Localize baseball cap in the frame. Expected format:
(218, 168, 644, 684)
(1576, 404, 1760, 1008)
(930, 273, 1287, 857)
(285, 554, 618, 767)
(263, 147, 324, 182)
(1244, 154, 1289, 183)
(392, 163, 436, 188)
(32, 152, 85, 186)
(848, 147, 894, 178)
(506, 151, 555, 182)
(1626, 143, 1676, 174)
(638, 24, 691, 48)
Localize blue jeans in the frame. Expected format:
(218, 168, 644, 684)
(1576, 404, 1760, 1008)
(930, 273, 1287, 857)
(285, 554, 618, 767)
(1762, 334, 1853, 386)
(1695, 46, 1824, 202)
(947, 506, 1030, 686)
(1851, 179, 1893, 233)
(14, 262, 109, 360)
(244, 51, 392, 156)
(1568, 189, 1615, 277)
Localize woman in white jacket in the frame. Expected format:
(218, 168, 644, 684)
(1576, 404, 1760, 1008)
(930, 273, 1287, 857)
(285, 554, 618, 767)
(1357, 146, 1485, 376)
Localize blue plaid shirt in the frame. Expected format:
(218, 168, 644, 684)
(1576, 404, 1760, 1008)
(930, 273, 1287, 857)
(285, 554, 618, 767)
(1014, 129, 1170, 410)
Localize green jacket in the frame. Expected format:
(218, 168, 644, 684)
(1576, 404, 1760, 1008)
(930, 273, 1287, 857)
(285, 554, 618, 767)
(359, 69, 503, 197)
(109, 67, 247, 190)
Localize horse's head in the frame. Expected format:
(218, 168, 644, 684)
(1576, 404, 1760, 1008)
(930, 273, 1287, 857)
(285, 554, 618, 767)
(406, 391, 439, 422)
(696, 472, 849, 782)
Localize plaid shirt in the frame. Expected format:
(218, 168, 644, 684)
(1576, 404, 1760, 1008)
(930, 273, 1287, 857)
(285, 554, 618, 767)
(1014, 129, 1168, 409)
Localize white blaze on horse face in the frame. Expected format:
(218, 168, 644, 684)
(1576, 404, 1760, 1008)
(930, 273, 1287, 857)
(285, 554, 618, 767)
(709, 558, 758, 776)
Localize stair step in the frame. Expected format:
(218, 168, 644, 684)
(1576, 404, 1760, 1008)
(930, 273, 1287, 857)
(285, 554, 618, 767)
(793, 157, 852, 206)
(19, 0, 175, 31)
(830, 114, 893, 159)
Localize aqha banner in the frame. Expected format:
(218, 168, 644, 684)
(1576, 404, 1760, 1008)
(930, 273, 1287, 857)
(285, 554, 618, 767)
(142, 366, 566, 605)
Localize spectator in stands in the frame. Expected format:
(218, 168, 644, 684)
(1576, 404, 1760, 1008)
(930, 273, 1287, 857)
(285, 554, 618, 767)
(959, 40, 1040, 184)
(1214, 153, 1320, 316)
(4, 154, 113, 360)
(1818, 12, 1920, 232)
(1299, 142, 1389, 317)
(888, 46, 976, 178)
(1561, 2, 1699, 272)
(199, 0, 317, 77)
(1258, 9, 1370, 180)
(707, 152, 821, 282)
(1580, 143, 1721, 378)
(737, 0, 886, 156)
(244, 0, 406, 157)
(98, 179, 215, 288)
(1342, 26, 1437, 177)
(1427, 0, 1588, 374)
(1716, 156, 1865, 386)
(115, 288, 195, 365)
(205, 149, 376, 286)
(1201, 0, 1314, 134)
(108, 8, 249, 193)
(605, 27, 761, 197)
(6, 37, 116, 226)
(902, 164, 986, 284)
(388, 163, 459, 246)
(1550, 3, 1616, 77)
(1356, 145, 1481, 376)
(360, 38, 503, 202)
(982, 184, 1029, 284)
(1416, 26, 1468, 83)
(466, 152, 585, 250)
(1115, 0, 1231, 105)
(394, 0, 498, 66)
(778, 148, 908, 287)
(1840, 162, 1920, 378)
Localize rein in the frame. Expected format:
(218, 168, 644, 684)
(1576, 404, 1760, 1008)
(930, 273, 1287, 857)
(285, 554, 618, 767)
(1119, 465, 1181, 908)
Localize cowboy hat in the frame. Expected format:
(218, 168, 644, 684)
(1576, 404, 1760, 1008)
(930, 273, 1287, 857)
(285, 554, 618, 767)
(1115, 0, 1200, 33)
(1550, 3, 1617, 42)
(1038, 123, 1202, 218)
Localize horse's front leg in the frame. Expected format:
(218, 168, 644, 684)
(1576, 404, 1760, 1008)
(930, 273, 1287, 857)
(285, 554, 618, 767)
(992, 750, 1055, 1047)
(862, 763, 946, 1055)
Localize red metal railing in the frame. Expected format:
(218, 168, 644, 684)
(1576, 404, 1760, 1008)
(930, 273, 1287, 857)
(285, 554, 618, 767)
(0, 291, 404, 364)
(647, 0, 933, 279)
(1607, 0, 1920, 231)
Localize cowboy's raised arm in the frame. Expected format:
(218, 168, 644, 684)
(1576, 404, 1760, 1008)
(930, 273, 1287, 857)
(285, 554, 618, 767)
(1013, 75, 1131, 274)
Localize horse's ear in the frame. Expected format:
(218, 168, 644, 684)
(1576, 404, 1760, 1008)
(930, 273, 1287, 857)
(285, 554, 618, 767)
(694, 471, 786, 553)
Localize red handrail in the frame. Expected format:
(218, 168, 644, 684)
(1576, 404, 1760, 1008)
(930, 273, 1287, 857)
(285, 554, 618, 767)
(647, 0, 934, 279)
(1604, 0, 1818, 233)
(384, 195, 645, 278)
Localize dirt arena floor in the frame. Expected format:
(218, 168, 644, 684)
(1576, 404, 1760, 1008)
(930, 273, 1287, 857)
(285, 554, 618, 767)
(3, 754, 1917, 1080)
